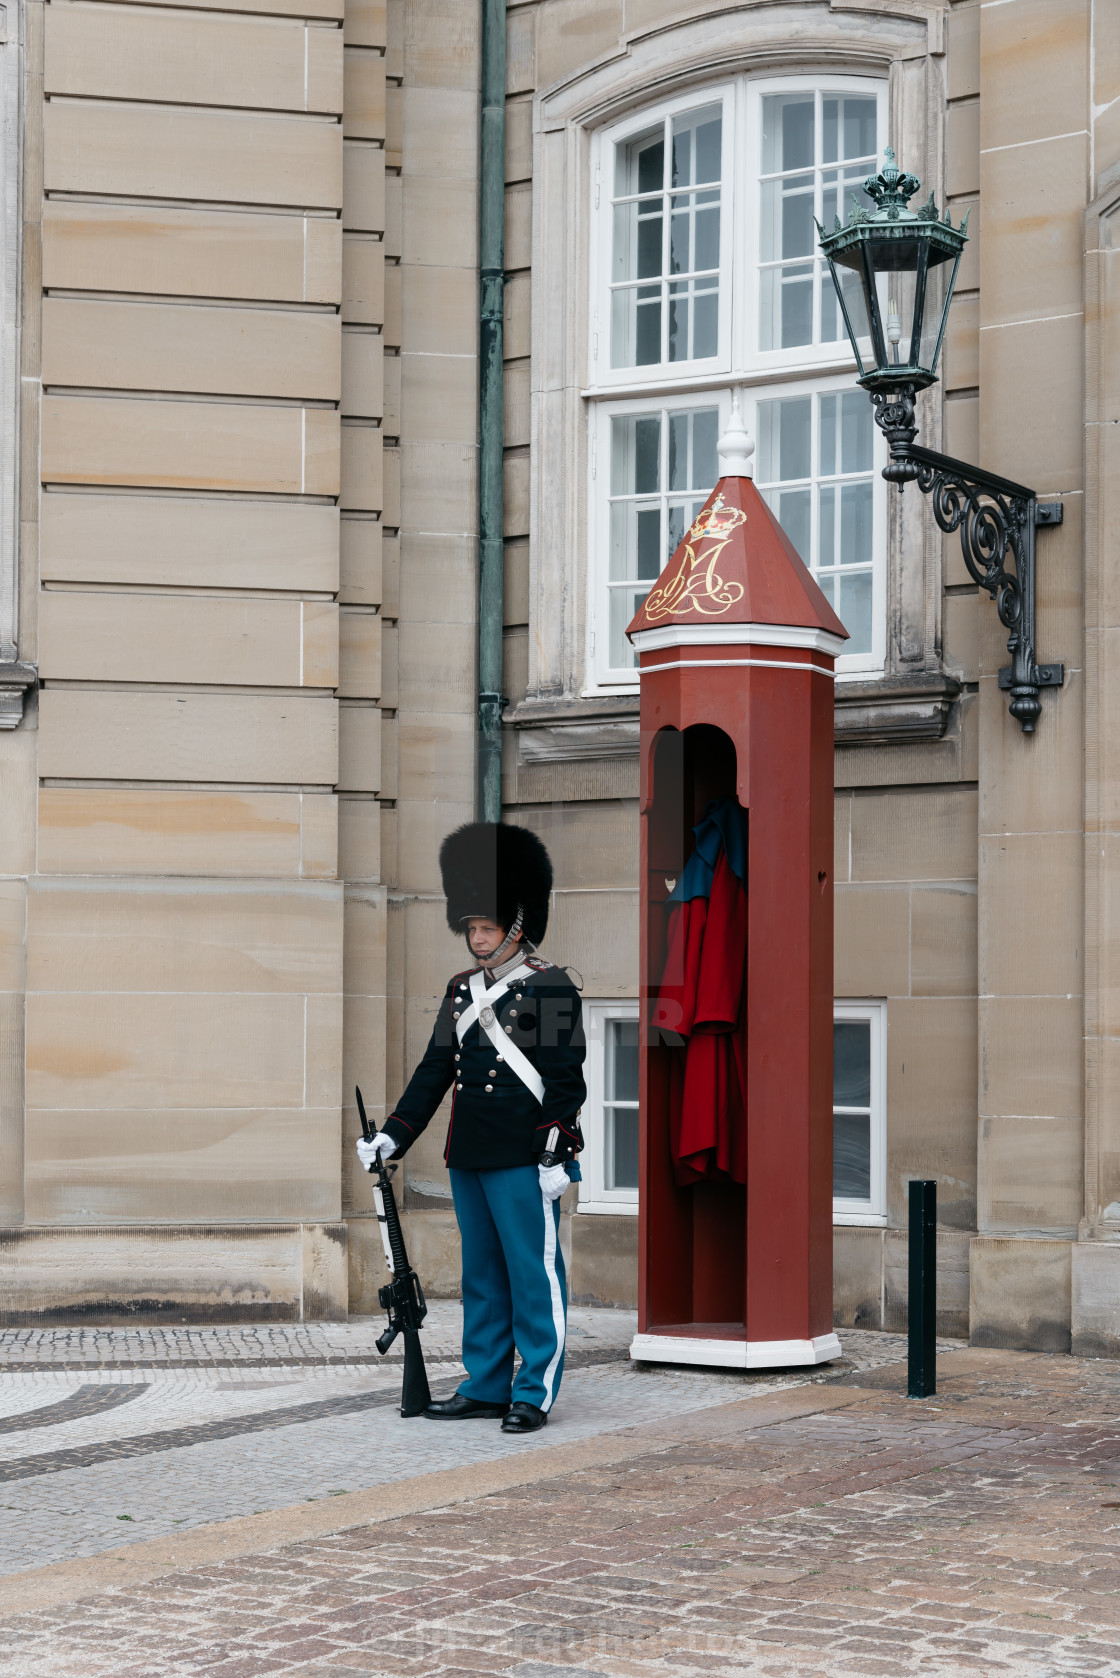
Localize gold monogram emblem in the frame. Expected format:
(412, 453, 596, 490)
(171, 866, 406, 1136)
(640, 495, 747, 623)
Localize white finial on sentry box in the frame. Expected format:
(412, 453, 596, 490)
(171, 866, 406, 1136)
(716, 391, 755, 478)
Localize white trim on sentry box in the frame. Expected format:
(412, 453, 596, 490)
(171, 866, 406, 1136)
(631, 623, 847, 655)
(629, 1332, 843, 1369)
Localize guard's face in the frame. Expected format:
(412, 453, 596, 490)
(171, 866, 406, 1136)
(466, 916, 519, 960)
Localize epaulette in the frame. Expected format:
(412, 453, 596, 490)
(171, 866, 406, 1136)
(525, 955, 552, 972)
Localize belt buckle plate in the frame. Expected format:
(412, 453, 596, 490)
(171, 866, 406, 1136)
(480, 1005, 496, 1028)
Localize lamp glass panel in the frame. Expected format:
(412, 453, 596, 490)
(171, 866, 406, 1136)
(869, 239, 922, 372)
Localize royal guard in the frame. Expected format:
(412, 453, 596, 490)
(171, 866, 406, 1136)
(356, 822, 585, 1433)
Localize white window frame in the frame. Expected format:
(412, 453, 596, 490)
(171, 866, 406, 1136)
(585, 72, 888, 698)
(578, 1000, 640, 1216)
(833, 1000, 887, 1227)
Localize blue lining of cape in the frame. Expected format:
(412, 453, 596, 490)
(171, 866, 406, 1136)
(666, 795, 748, 902)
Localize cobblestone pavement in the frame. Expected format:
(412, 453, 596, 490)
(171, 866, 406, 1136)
(0, 1312, 918, 1578)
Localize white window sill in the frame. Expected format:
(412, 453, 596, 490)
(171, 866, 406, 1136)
(832, 1211, 888, 1227)
(577, 1198, 639, 1216)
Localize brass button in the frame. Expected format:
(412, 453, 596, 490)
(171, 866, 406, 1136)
(497, 1054, 504, 1062)
(485, 1084, 493, 1093)
(456, 1082, 463, 1091)
(510, 1008, 518, 1017)
(454, 1053, 460, 1062)
(453, 1011, 460, 1020)
(488, 1070, 496, 1077)
(515, 993, 523, 1001)
(504, 1025, 513, 1035)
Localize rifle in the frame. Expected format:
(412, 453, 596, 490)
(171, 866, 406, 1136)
(356, 1085, 432, 1418)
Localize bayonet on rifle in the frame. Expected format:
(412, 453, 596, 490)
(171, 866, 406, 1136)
(356, 1085, 431, 1417)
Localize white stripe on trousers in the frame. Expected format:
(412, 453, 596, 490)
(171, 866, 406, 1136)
(540, 1185, 566, 1412)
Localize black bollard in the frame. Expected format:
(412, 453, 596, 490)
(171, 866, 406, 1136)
(908, 1179, 937, 1399)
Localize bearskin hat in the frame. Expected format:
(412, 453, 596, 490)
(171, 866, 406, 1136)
(439, 822, 553, 945)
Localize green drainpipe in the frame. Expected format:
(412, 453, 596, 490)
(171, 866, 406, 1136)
(477, 0, 506, 821)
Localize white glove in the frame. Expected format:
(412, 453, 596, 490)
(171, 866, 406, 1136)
(357, 1132, 397, 1171)
(538, 1162, 570, 1201)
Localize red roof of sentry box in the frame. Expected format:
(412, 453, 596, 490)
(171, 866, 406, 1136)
(625, 473, 848, 642)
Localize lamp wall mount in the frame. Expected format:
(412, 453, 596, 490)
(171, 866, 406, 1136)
(872, 383, 1063, 734)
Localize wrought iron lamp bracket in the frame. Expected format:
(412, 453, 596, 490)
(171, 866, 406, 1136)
(870, 383, 1063, 734)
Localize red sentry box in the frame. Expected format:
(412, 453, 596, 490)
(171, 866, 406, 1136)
(625, 459, 847, 1370)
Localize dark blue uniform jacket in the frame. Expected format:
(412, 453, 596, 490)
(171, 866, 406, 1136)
(382, 957, 586, 1171)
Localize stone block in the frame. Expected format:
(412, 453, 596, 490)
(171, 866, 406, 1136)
(400, 177, 477, 267)
(516, 801, 639, 892)
(548, 888, 637, 997)
(943, 290, 978, 391)
(834, 791, 851, 884)
(345, 0, 386, 48)
(942, 590, 979, 682)
(342, 329, 384, 419)
(505, 180, 531, 271)
(981, 133, 1088, 326)
(945, 99, 980, 198)
(1071, 1242, 1120, 1357)
(38, 690, 339, 786)
(504, 360, 530, 449)
(400, 263, 475, 356)
(910, 883, 977, 999)
(44, 101, 342, 208)
(382, 445, 401, 526)
(503, 450, 529, 538)
(399, 532, 476, 623)
(851, 786, 978, 884)
(43, 201, 341, 305)
(503, 268, 530, 360)
(0, 730, 36, 878)
(343, 883, 387, 999)
(41, 395, 340, 497)
(344, 47, 386, 140)
(978, 311, 1085, 491)
(506, 95, 532, 183)
(945, 3, 980, 101)
(39, 592, 339, 689)
(506, 5, 534, 95)
(26, 991, 308, 1110)
(570, 1213, 637, 1308)
(401, 85, 476, 179)
(394, 711, 476, 808)
(882, 1227, 972, 1339)
(26, 1108, 341, 1226)
(40, 492, 339, 593)
(27, 876, 343, 996)
(980, 0, 1090, 151)
(384, 260, 401, 345)
(885, 997, 978, 1231)
(969, 1233, 1071, 1351)
(535, 0, 622, 83)
(338, 796, 381, 882)
(385, 80, 402, 168)
(399, 440, 474, 535)
(504, 538, 529, 626)
(401, 350, 476, 444)
(340, 422, 383, 511)
(392, 798, 471, 898)
(979, 996, 1082, 1124)
(343, 141, 385, 233)
(0, 991, 24, 1225)
(338, 702, 382, 793)
(37, 789, 337, 881)
(834, 883, 910, 997)
(979, 1110, 1083, 1234)
(45, 3, 343, 111)
(383, 354, 401, 437)
(0, 1223, 348, 1325)
(0, 881, 25, 995)
(979, 830, 1081, 1000)
(339, 608, 381, 699)
(978, 667, 1083, 837)
(340, 516, 382, 606)
(342, 235, 384, 324)
(403, 0, 478, 90)
(384, 170, 402, 258)
(832, 1225, 882, 1330)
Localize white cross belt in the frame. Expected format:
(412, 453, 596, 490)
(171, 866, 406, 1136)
(455, 964, 544, 1106)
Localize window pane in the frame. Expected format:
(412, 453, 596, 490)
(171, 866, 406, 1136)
(616, 123, 663, 196)
(833, 1112, 871, 1200)
(608, 1109, 640, 1190)
(836, 569, 873, 654)
(609, 588, 641, 668)
(758, 395, 812, 483)
(839, 481, 873, 565)
(610, 1018, 640, 1102)
(611, 414, 661, 495)
(609, 502, 662, 582)
(672, 105, 721, 186)
(610, 285, 662, 369)
(762, 94, 814, 174)
(834, 1021, 871, 1106)
(842, 97, 878, 161)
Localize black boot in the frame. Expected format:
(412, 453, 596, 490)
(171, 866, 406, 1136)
(501, 1401, 547, 1434)
(423, 1393, 510, 1420)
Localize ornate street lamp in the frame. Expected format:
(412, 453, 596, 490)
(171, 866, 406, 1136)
(817, 148, 1063, 733)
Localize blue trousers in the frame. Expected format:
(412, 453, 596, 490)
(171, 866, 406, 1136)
(450, 1164, 567, 1412)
